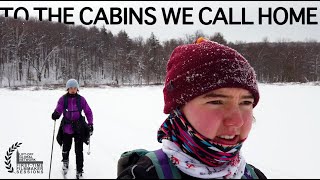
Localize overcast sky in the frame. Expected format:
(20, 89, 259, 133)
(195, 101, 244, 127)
(1, 1, 319, 43)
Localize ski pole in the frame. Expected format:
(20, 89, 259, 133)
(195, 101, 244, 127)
(87, 137, 91, 155)
(49, 120, 56, 179)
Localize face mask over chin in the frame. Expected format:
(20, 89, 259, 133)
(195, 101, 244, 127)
(157, 109, 245, 167)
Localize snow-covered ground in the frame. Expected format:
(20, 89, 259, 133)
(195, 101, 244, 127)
(0, 84, 319, 179)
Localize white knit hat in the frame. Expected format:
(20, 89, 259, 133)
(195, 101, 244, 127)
(66, 79, 79, 90)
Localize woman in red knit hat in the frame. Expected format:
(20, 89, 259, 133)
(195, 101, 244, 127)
(117, 38, 266, 179)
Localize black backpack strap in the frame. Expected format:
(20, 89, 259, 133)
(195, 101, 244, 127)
(63, 94, 82, 123)
(63, 94, 82, 115)
(76, 94, 82, 113)
(63, 94, 68, 116)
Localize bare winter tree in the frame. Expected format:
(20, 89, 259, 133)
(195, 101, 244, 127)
(209, 32, 227, 45)
(2, 19, 26, 84)
(132, 36, 145, 85)
(1, 15, 320, 88)
(143, 33, 163, 84)
(25, 45, 60, 83)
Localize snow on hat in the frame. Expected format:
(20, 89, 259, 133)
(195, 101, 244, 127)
(66, 79, 79, 90)
(163, 37, 259, 114)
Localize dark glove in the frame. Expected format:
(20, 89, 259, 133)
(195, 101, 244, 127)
(88, 124, 93, 136)
(51, 111, 60, 121)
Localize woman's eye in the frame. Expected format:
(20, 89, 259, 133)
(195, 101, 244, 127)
(241, 101, 253, 105)
(208, 100, 223, 105)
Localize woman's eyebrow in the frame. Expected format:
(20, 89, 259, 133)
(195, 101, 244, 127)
(203, 93, 254, 99)
(241, 95, 254, 99)
(203, 93, 229, 99)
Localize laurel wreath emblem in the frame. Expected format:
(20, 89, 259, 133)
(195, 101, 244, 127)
(4, 142, 22, 173)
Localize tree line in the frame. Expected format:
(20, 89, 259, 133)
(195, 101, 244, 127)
(0, 16, 319, 88)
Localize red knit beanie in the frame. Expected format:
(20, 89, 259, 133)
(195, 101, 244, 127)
(163, 37, 259, 114)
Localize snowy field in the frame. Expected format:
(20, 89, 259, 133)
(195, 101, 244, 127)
(0, 84, 319, 179)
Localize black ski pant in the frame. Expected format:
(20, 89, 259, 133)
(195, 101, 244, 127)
(62, 133, 84, 172)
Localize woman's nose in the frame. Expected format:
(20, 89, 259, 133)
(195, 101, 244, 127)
(223, 107, 244, 128)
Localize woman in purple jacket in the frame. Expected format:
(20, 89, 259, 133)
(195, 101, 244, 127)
(51, 79, 93, 178)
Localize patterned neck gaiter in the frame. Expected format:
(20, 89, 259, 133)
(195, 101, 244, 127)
(157, 109, 245, 168)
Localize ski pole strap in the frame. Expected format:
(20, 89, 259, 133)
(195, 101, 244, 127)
(146, 149, 181, 179)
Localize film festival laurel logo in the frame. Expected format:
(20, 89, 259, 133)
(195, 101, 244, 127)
(4, 142, 43, 174)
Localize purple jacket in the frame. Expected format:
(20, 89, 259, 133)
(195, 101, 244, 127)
(54, 94, 93, 134)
